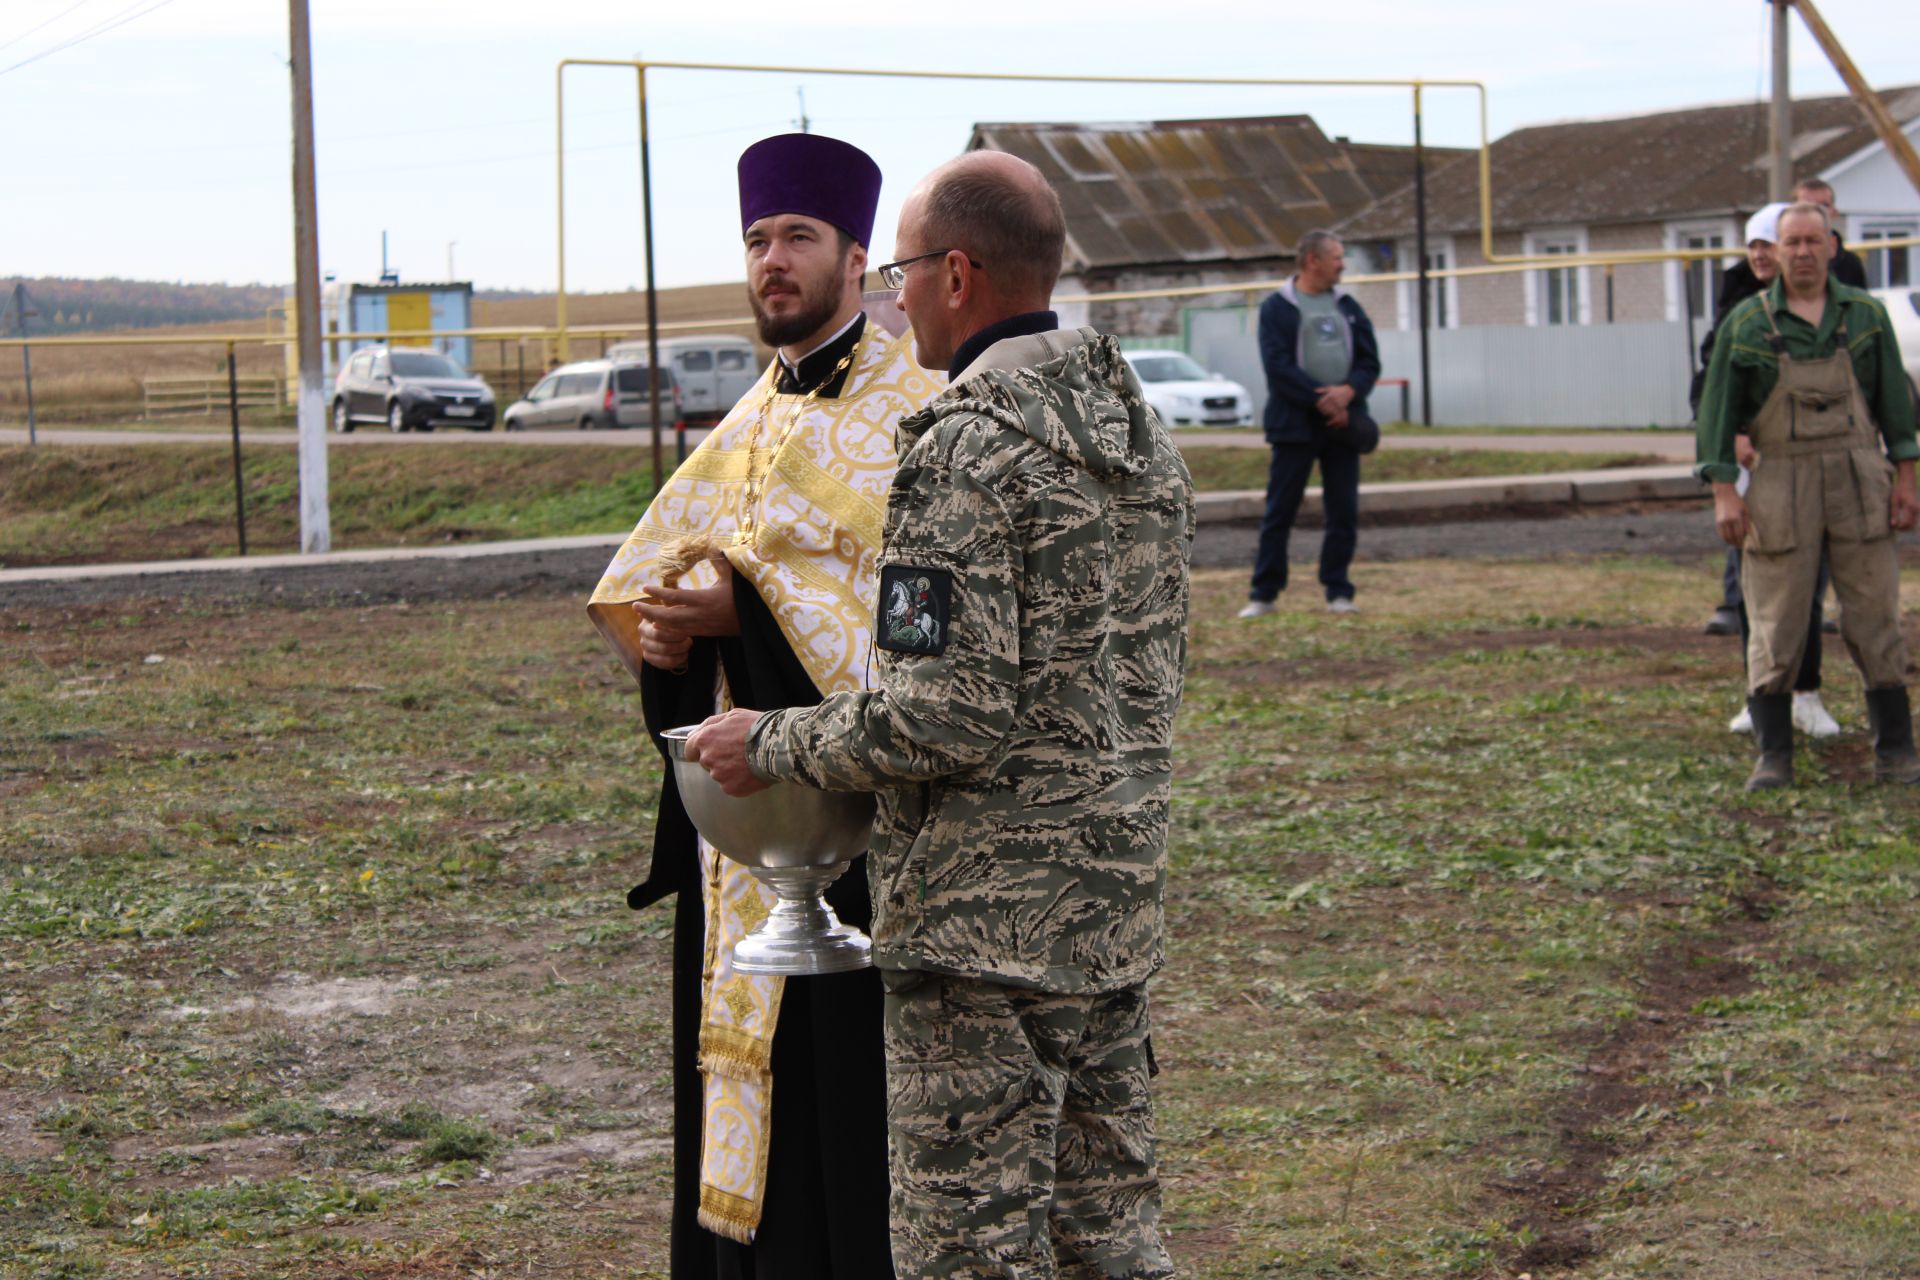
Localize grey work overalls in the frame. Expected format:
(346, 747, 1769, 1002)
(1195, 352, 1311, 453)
(1740, 302, 1908, 695)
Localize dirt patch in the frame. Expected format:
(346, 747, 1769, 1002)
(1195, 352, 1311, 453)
(1216, 656, 1401, 689)
(1214, 624, 1722, 692)
(0, 1089, 60, 1161)
(492, 1130, 671, 1187)
(111, 1132, 298, 1188)
(166, 973, 427, 1022)
(1495, 900, 1778, 1272)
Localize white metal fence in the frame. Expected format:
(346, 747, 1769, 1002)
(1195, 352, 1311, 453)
(1182, 306, 1699, 428)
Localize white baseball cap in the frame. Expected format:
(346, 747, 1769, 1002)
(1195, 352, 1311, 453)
(1745, 201, 1791, 246)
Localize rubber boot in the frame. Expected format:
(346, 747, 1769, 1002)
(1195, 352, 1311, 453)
(1866, 686, 1920, 784)
(1745, 693, 1794, 792)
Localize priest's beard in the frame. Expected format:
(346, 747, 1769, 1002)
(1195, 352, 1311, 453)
(750, 257, 849, 349)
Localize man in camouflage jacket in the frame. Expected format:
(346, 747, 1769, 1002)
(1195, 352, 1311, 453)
(689, 151, 1194, 1278)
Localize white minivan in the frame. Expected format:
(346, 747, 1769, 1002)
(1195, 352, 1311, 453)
(502, 359, 682, 432)
(607, 335, 758, 422)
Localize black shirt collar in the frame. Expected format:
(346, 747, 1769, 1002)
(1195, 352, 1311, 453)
(775, 312, 865, 396)
(947, 310, 1059, 382)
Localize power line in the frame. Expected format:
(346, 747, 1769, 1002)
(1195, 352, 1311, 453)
(0, 0, 98, 56)
(0, 88, 794, 163)
(0, 135, 666, 196)
(0, 0, 179, 79)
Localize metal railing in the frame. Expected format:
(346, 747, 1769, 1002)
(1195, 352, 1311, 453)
(143, 375, 283, 419)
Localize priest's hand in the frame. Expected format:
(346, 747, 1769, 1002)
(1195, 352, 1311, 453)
(634, 574, 742, 638)
(685, 709, 770, 796)
(634, 605, 693, 671)
(633, 562, 742, 669)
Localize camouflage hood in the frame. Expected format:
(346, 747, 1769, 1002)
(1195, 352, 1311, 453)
(901, 328, 1154, 485)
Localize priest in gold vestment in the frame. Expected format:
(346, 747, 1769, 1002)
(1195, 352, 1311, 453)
(588, 133, 942, 1279)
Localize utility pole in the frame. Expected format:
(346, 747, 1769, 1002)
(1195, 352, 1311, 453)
(446, 241, 457, 280)
(290, 0, 329, 553)
(795, 86, 809, 134)
(8, 283, 39, 446)
(1770, 0, 1792, 202)
(1412, 84, 1432, 427)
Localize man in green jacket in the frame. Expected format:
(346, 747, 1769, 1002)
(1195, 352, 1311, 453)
(687, 150, 1194, 1278)
(1696, 200, 1920, 790)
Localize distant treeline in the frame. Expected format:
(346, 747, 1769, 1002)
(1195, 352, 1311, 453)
(0, 279, 637, 335)
(2, 277, 286, 333)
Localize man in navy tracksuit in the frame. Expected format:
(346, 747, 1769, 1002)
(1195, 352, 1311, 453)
(1241, 228, 1381, 617)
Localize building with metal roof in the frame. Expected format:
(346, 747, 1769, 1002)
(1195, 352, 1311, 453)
(968, 116, 1467, 335)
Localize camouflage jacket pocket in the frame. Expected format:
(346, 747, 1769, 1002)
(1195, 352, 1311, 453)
(873, 783, 934, 934)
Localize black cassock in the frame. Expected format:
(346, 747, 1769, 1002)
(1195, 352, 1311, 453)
(634, 573, 896, 1280)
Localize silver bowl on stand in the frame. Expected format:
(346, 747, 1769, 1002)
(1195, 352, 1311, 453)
(661, 725, 875, 976)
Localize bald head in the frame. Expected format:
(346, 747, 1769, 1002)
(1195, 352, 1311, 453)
(907, 151, 1066, 305)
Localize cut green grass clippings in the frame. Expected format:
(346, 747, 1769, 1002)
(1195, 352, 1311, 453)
(2, 556, 1919, 1278)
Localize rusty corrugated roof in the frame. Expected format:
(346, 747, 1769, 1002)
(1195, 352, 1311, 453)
(969, 116, 1465, 272)
(1339, 86, 1920, 240)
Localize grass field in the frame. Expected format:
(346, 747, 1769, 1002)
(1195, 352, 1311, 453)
(3, 559, 1919, 1278)
(0, 444, 1662, 570)
(0, 286, 760, 425)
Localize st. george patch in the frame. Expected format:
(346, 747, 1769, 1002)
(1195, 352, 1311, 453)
(877, 564, 952, 656)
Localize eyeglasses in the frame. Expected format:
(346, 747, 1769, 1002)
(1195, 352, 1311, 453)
(876, 249, 983, 290)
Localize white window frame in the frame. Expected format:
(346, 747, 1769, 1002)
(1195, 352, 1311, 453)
(1394, 235, 1456, 331)
(1664, 219, 1742, 324)
(1856, 219, 1918, 290)
(1523, 227, 1591, 327)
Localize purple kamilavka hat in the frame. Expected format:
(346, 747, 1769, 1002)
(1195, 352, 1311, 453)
(738, 133, 882, 247)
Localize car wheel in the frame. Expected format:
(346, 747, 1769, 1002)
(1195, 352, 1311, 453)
(503, 414, 521, 432)
(580, 416, 596, 432)
(331, 399, 352, 433)
(387, 401, 407, 433)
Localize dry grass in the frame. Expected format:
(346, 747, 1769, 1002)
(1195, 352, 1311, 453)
(3, 559, 1919, 1277)
(0, 283, 766, 422)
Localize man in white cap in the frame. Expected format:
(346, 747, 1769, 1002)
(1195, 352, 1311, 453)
(588, 132, 942, 1277)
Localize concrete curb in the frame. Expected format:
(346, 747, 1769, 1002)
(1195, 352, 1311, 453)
(1193, 464, 1699, 523)
(0, 533, 628, 587)
(0, 467, 1703, 589)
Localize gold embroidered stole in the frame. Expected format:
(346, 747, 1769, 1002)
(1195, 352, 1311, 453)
(588, 323, 941, 1241)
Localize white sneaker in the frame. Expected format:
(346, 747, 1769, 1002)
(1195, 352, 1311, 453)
(1793, 691, 1841, 738)
(1237, 599, 1277, 619)
(1728, 705, 1752, 733)
(1326, 598, 1359, 615)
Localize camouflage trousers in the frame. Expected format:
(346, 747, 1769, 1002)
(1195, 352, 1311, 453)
(881, 973, 1173, 1279)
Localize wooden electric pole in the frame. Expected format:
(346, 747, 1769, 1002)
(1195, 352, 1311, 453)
(7, 283, 38, 447)
(1770, 0, 1793, 202)
(290, 0, 329, 553)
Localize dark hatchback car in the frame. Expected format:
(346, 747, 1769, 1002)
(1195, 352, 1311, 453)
(331, 346, 496, 432)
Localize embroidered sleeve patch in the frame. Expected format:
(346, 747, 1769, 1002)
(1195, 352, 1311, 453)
(877, 564, 952, 656)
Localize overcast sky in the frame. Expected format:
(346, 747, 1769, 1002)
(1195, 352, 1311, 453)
(2, 0, 1917, 294)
